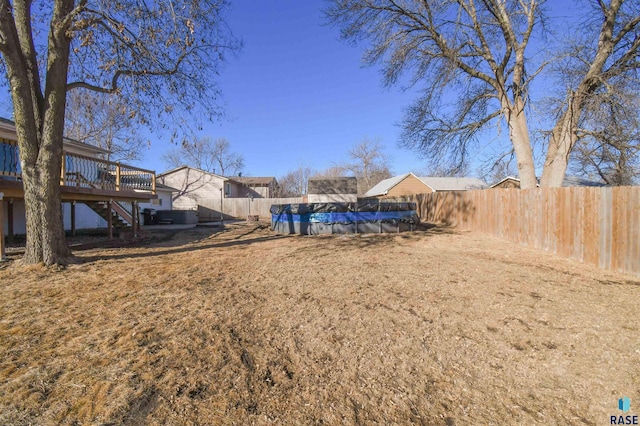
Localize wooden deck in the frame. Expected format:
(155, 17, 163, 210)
(1, 137, 158, 258)
(0, 179, 156, 203)
(1, 137, 157, 203)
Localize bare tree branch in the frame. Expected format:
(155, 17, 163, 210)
(163, 136, 244, 176)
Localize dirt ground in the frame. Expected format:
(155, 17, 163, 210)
(0, 222, 638, 425)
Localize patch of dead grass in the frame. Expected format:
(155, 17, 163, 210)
(1, 222, 638, 425)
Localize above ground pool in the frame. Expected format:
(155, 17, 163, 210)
(270, 201, 420, 234)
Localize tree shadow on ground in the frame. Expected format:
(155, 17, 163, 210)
(79, 233, 290, 264)
(76, 222, 457, 264)
(287, 222, 458, 253)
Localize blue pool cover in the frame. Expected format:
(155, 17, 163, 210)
(271, 202, 420, 234)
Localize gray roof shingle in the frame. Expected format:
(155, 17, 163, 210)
(308, 177, 358, 194)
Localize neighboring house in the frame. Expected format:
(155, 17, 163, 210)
(158, 167, 231, 220)
(307, 177, 358, 203)
(157, 166, 278, 221)
(364, 173, 487, 198)
(364, 173, 429, 198)
(1, 118, 156, 246)
(229, 176, 279, 198)
(490, 176, 608, 188)
(138, 183, 176, 211)
(490, 176, 523, 189)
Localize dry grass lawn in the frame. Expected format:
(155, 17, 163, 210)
(0, 222, 638, 425)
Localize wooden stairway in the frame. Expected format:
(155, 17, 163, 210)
(85, 201, 132, 231)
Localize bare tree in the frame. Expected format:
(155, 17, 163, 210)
(163, 137, 244, 176)
(276, 166, 314, 197)
(326, 0, 640, 188)
(430, 163, 471, 178)
(569, 89, 640, 185)
(540, 0, 640, 186)
(65, 90, 145, 162)
(342, 138, 392, 195)
(476, 151, 519, 184)
(0, 0, 239, 265)
(313, 165, 349, 178)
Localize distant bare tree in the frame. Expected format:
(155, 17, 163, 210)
(343, 138, 392, 195)
(163, 137, 244, 176)
(567, 74, 640, 186)
(477, 151, 519, 184)
(277, 166, 314, 197)
(65, 91, 145, 162)
(313, 165, 349, 178)
(430, 163, 471, 178)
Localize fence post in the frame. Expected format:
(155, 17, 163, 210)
(115, 164, 121, 191)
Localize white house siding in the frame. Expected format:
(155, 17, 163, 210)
(158, 167, 231, 221)
(138, 188, 173, 212)
(63, 203, 107, 230)
(307, 194, 357, 203)
(3, 201, 108, 235)
(225, 181, 246, 198)
(2, 200, 26, 234)
(159, 168, 223, 211)
(247, 186, 269, 198)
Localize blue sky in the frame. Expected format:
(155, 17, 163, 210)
(141, 0, 428, 178)
(0, 0, 580, 180)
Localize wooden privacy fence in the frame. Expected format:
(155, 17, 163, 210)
(221, 197, 303, 219)
(388, 187, 640, 277)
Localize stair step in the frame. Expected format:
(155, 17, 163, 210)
(84, 201, 132, 230)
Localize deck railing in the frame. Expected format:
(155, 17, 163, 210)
(0, 138, 155, 194)
(0, 138, 20, 178)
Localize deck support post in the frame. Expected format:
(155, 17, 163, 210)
(7, 198, 13, 244)
(71, 201, 76, 236)
(132, 202, 138, 238)
(107, 200, 113, 239)
(0, 193, 5, 260)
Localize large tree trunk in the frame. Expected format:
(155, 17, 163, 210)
(540, 1, 622, 187)
(503, 98, 537, 189)
(21, 146, 70, 265)
(10, 84, 72, 264)
(1, 0, 75, 265)
(540, 109, 576, 187)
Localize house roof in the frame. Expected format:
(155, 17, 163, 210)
(363, 172, 420, 197)
(364, 173, 487, 197)
(157, 165, 228, 180)
(561, 176, 608, 187)
(0, 116, 109, 155)
(490, 176, 522, 188)
(229, 176, 277, 186)
(490, 175, 608, 188)
(155, 183, 179, 192)
(308, 176, 358, 194)
(158, 167, 278, 189)
(418, 176, 488, 191)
